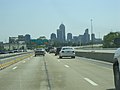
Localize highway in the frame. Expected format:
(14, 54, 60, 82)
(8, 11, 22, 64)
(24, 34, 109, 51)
(0, 53, 115, 90)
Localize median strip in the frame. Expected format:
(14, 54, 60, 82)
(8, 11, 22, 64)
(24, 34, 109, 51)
(0, 53, 33, 70)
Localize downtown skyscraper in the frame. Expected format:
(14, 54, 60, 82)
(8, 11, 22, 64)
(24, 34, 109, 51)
(57, 23, 66, 42)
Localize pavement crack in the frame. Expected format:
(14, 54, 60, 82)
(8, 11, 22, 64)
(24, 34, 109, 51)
(43, 57, 52, 90)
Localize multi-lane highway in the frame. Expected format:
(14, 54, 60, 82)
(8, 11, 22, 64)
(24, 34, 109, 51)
(0, 53, 115, 90)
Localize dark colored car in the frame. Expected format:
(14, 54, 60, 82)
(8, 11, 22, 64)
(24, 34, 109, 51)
(49, 48, 56, 53)
(55, 47, 61, 56)
(0, 50, 7, 54)
(34, 48, 45, 56)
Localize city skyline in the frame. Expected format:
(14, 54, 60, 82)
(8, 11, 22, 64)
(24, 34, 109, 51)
(0, 0, 120, 42)
(50, 23, 102, 44)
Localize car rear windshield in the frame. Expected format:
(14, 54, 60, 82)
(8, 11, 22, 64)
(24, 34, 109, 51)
(62, 48, 73, 50)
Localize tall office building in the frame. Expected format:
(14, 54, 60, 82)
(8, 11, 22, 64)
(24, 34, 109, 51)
(73, 36, 79, 43)
(25, 34, 31, 44)
(9, 37, 18, 44)
(50, 33, 56, 41)
(59, 23, 66, 42)
(57, 29, 62, 41)
(67, 33, 72, 42)
(91, 33, 95, 43)
(18, 35, 25, 41)
(83, 29, 90, 44)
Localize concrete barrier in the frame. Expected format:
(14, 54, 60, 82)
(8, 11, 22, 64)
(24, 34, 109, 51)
(0, 53, 33, 70)
(75, 51, 114, 63)
(0, 52, 32, 59)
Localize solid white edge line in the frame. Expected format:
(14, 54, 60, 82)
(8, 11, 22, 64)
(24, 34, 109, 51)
(13, 66, 17, 70)
(64, 65, 69, 68)
(84, 78, 98, 86)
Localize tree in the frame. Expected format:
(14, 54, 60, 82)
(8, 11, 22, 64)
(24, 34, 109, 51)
(103, 32, 120, 48)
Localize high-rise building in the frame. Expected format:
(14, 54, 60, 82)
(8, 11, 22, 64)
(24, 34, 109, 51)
(0, 42, 4, 50)
(57, 29, 62, 42)
(73, 36, 79, 43)
(83, 29, 90, 44)
(50, 33, 56, 40)
(25, 34, 31, 44)
(67, 33, 72, 42)
(59, 23, 66, 42)
(18, 35, 25, 41)
(91, 33, 95, 43)
(9, 37, 18, 44)
(78, 35, 84, 44)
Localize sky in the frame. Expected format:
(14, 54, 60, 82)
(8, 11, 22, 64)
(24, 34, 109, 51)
(0, 0, 120, 42)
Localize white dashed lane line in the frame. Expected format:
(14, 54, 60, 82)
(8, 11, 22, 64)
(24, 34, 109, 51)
(58, 60, 60, 62)
(58, 58, 98, 86)
(64, 65, 70, 68)
(13, 66, 17, 70)
(84, 78, 98, 86)
(23, 61, 26, 63)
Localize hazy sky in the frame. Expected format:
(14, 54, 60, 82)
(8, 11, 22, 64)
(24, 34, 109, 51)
(0, 0, 120, 42)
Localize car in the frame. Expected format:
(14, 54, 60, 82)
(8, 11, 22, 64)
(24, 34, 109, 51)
(0, 50, 7, 54)
(49, 48, 56, 53)
(113, 48, 120, 90)
(34, 48, 45, 56)
(8, 50, 14, 53)
(55, 47, 61, 56)
(59, 47, 75, 58)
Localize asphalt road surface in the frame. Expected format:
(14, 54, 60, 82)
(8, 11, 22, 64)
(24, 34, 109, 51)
(0, 53, 115, 90)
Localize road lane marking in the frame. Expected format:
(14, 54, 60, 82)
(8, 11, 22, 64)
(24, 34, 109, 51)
(64, 65, 69, 68)
(84, 78, 98, 86)
(58, 60, 60, 62)
(77, 57, 112, 70)
(23, 61, 26, 63)
(13, 66, 17, 70)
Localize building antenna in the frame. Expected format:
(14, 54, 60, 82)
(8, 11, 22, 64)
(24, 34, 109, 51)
(91, 19, 93, 48)
(91, 19, 93, 35)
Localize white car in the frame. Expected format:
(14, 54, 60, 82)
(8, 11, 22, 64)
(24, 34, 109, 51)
(34, 48, 45, 56)
(59, 47, 75, 58)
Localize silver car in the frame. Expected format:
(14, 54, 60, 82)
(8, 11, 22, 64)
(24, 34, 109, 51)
(59, 47, 75, 58)
(34, 48, 45, 56)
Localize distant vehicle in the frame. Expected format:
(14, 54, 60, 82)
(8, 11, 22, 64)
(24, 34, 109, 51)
(59, 47, 75, 58)
(34, 48, 45, 56)
(55, 47, 61, 56)
(13, 49, 19, 53)
(49, 48, 56, 53)
(0, 50, 7, 54)
(8, 50, 14, 53)
(113, 48, 120, 90)
(23, 49, 27, 52)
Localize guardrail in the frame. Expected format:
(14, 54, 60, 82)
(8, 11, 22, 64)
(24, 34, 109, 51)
(75, 51, 114, 63)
